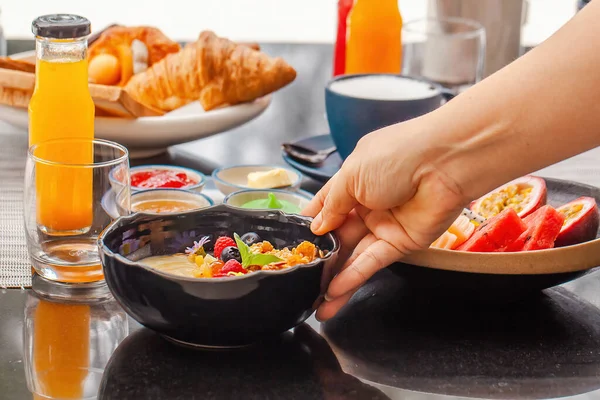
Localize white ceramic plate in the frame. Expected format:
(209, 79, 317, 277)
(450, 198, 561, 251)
(1, 51, 271, 158)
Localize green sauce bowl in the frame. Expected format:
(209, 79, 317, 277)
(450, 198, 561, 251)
(224, 189, 313, 215)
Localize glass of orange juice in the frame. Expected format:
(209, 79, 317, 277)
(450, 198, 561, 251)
(24, 139, 130, 284)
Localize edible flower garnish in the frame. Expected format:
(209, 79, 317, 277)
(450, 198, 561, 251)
(234, 233, 282, 268)
(185, 236, 210, 256)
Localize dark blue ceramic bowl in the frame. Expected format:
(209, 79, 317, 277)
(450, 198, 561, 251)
(98, 204, 339, 348)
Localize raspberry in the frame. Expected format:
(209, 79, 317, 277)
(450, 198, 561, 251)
(213, 236, 236, 259)
(213, 259, 246, 278)
(221, 260, 246, 274)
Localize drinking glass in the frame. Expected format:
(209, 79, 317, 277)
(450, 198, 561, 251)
(402, 17, 486, 94)
(24, 139, 130, 284)
(23, 286, 128, 400)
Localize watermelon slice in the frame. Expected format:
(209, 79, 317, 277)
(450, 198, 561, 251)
(503, 205, 565, 252)
(457, 208, 527, 252)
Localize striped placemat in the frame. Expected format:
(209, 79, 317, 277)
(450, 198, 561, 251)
(0, 127, 30, 288)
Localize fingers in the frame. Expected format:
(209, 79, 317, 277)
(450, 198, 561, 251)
(302, 177, 333, 218)
(338, 231, 377, 274)
(334, 210, 369, 266)
(303, 166, 359, 236)
(319, 210, 368, 294)
(311, 173, 358, 235)
(317, 232, 375, 320)
(316, 289, 357, 321)
(326, 238, 403, 300)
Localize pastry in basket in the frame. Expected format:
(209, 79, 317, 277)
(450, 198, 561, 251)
(0, 58, 35, 74)
(88, 26, 181, 86)
(124, 31, 296, 112)
(0, 86, 30, 109)
(0, 57, 35, 109)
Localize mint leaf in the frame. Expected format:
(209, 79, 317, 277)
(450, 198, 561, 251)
(247, 253, 282, 267)
(233, 232, 282, 268)
(234, 233, 252, 268)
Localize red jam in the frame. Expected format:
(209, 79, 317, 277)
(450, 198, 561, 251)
(131, 170, 198, 189)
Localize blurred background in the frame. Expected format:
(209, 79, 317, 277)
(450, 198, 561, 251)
(1, 0, 578, 47)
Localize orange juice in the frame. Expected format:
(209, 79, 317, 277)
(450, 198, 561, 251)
(33, 300, 90, 399)
(29, 47, 95, 232)
(345, 0, 403, 74)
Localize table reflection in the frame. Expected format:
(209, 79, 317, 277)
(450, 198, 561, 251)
(99, 324, 389, 400)
(23, 292, 128, 399)
(321, 270, 600, 399)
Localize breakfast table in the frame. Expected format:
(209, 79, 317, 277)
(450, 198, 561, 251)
(1, 42, 600, 400)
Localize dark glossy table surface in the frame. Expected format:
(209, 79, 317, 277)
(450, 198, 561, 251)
(2, 43, 600, 399)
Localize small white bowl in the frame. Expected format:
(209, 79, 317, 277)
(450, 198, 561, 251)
(121, 189, 214, 215)
(224, 189, 313, 214)
(110, 164, 207, 194)
(212, 164, 302, 196)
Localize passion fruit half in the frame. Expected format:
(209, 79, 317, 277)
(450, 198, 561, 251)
(470, 176, 547, 219)
(555, 196, 599, 247)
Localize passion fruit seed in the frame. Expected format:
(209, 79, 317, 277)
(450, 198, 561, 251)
(478, 185, 532, 218)
(559, 203, 584, 225)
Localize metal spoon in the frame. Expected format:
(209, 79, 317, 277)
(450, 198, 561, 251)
(282, 143, 337, 165)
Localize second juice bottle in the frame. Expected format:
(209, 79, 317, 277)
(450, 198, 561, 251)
(345, 0, 403, 74)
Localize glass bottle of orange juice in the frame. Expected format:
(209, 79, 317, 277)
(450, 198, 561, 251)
(345, 0, 403, 74)
(29, 15, 94, 234)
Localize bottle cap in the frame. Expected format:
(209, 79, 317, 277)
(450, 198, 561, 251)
(32, 14, 91, 39)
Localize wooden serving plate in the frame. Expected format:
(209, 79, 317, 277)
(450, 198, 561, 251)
(391, 178, 600, 297)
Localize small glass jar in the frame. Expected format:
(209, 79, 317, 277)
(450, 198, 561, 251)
(29, 14, 93, 148)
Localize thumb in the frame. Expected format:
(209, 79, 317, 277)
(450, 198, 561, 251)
(311, 171, 357, 235)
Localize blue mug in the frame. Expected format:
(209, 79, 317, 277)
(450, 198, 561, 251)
(325, 74, 453, 160)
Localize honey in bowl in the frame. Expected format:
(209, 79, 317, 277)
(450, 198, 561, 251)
(128, 189, 212, 214)
(132, 199, 202, 213)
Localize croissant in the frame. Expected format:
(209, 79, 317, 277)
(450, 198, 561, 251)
(124, 31, 296, 112)
(88, 26, 180, 86)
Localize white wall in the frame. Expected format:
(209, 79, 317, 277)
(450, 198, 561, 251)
(2, 0, 577, 46)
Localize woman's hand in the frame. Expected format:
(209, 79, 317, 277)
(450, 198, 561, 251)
(304, 1, 600, 321)
(304, 117, 468, 321)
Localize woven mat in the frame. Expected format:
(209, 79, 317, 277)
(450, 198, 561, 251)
(0, 127, 30, 288)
